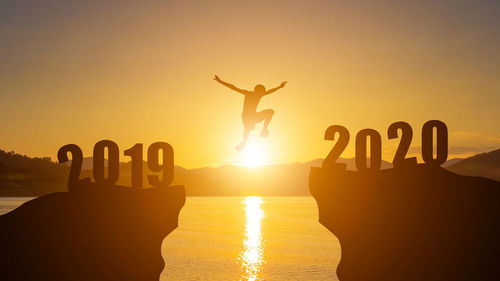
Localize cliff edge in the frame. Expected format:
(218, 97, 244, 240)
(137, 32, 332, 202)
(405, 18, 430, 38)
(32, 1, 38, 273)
(310, 164, 500, 281)
(0, 181, 185, 281)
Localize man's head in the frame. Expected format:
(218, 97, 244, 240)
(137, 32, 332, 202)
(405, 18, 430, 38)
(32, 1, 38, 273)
(254, 84, 266, 93)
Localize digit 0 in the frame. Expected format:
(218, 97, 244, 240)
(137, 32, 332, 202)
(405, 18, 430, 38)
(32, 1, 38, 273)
(93, 140, 120, 185)
(355, 129, 382, 172)
(421, 120, 448, 166)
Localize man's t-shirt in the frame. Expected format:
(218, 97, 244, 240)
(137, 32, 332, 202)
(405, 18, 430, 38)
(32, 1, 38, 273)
(242, 92, 265, 117)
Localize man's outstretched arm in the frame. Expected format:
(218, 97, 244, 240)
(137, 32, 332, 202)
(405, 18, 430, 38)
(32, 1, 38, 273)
(265, 81, 287, 95)
(214, 75, 249, 95)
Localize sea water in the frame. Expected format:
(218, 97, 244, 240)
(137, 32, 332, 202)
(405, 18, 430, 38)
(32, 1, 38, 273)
(0, 197, 340, 280)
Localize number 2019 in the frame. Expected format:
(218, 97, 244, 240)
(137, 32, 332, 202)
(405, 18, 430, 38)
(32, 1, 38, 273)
(323, 120, 448, 172)
(57, 141, 174, 189)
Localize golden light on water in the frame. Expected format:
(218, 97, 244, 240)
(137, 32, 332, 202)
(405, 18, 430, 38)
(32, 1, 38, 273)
(240, 196, 265, 281)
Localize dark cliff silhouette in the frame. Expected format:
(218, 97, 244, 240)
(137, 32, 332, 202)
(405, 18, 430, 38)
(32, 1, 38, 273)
(310, 164, 500, 281)
(0, 180, 185, 281)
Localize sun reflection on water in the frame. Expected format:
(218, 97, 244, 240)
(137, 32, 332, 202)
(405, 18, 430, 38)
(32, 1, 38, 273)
(240, 196, 265, 281)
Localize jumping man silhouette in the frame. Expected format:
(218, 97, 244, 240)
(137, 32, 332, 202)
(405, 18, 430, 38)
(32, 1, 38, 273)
(214, 75, 287, 151)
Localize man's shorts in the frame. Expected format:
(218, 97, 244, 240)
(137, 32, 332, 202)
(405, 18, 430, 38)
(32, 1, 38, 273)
(242, 110, 272, 130)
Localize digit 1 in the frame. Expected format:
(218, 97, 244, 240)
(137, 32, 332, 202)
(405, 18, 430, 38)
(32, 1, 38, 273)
(421, 120, 448, 166)
(147, 142, 174, 188)
(124, 143, 143, 188)
(355, 129, 382, 173)
(93, 140, 120, 185)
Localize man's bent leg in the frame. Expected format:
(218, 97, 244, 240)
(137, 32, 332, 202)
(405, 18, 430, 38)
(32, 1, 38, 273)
(258, 109, 274, 137)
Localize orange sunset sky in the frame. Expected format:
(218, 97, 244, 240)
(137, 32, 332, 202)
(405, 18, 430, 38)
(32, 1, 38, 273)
(1, 0, 499, 168)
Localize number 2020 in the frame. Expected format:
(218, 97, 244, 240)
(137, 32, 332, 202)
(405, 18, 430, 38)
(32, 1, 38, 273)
(323, 120, 448, 172)
(57, 141, 174, 189)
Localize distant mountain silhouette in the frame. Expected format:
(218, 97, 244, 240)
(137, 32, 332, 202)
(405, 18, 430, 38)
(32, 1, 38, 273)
(170, 158, 392, 195)
(68, 157, 109, 170)
(2, 147, 499, 196)
(0, 150, 67, 196)
(0, 149, 394, 196)
(447, 148, 500, 182)
(442, 157, 464, 167)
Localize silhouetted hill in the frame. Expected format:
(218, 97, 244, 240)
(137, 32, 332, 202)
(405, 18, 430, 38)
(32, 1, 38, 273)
(68, 157, 109, 170)
(442, 157, 464, 167)
(170, 158, 392, 196)
(172, 163, 311, 196)
(0, 150, 67, 196)
(4, 146, 498, 196)
(0, 149, 395, 197)
(447, 148, 500, 182)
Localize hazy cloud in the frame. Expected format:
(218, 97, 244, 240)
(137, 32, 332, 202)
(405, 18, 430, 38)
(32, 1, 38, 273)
(489, 135, 500, 141)
(408, 146, 496, 156)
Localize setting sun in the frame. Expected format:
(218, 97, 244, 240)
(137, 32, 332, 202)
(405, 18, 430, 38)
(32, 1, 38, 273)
(241, 141, 268, 168)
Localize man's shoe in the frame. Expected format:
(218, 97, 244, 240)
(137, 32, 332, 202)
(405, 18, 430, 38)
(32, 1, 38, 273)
(236, 142, 246, 151)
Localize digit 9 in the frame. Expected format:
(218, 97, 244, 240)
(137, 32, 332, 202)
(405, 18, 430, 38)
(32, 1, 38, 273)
(147, 142, 174, 188)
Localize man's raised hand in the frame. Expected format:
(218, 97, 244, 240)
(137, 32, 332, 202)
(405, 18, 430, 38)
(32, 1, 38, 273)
(214, 75, 222, 82)
(280, 81, 287, 88)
